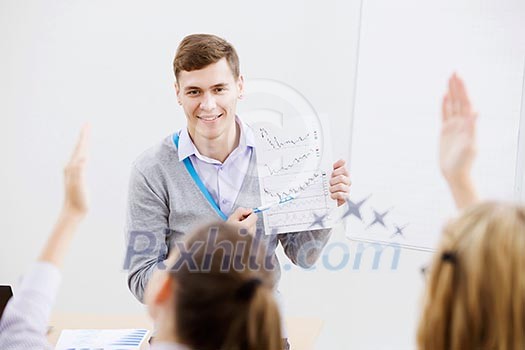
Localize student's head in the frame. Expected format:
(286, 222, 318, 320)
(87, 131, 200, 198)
(418, 202, 525, 350)
(145, 222, 282, 350)
(173, 34, 243, 141)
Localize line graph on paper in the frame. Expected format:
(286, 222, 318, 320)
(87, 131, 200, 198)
(263, 171, 322, 200)
(252, 121, 336, 235)
(257, 127, 322, 177)
(264, 149, 316, 176)
(264, 172, 333, 229)
(259, 128, 311, 150)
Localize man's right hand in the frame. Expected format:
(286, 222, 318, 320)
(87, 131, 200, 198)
(226, 207, 258, 235)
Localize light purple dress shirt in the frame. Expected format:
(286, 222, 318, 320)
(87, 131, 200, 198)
(0, 262, 61, 350)
(177, 116, 255, 217)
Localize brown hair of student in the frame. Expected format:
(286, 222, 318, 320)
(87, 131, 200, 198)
(170, 222, 282, 350)
(173, 33, 240, 80)
(417, 201, 525, 350)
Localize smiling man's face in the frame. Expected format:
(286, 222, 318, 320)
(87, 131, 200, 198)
(176, 57, 243, 142)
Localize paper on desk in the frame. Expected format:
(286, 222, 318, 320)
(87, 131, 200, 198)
(55, 328, 149, 350)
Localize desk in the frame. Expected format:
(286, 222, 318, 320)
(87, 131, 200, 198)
(49, 313, 323, 350)
(285, 317, 324, 350)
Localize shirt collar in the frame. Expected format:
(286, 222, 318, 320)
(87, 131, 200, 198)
(177, 115, 255, 163)
(242, 118, 256, 149)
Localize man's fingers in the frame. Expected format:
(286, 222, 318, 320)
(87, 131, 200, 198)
(230, 207, 251, 221)
(329, 183, 350, 194)
(332, 159, 346, 170)
(229, 207, 256, 223)
(227, 208, 257, 235)
(331, 192, 347, 201)
(331, 166, 349, 178)
(241, 208, 254, 220)
(329, 175, 351, 187)
(242, 212, 258, 227)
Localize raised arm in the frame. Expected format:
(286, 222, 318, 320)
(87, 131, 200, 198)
(39, 125, 90, 266)
(439, 74, 479, 209)
(0, 125, 90, 350)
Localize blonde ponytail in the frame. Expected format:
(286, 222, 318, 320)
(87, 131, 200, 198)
(417, 202, 525, 350)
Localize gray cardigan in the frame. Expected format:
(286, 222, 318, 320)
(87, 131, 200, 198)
(125, 134, 332, 302)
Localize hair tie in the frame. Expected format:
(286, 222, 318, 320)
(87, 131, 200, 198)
(441, 251, 456, 264)
(235, 278, 262, 301)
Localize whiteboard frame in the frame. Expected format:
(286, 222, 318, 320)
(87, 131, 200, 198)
(515, 57, 525, 202)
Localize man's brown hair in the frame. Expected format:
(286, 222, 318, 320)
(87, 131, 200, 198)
(173, 33, 240, 81)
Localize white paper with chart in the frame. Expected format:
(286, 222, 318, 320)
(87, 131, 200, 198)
(251, 115, 336, 235)
(55, 328, 150, 349)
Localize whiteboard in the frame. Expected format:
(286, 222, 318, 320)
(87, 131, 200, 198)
(346, 0, 525, 250)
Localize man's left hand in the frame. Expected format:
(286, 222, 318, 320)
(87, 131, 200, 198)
(329, 159, 351, 207)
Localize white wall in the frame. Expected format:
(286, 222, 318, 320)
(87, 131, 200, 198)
(0, 1, 523, 349)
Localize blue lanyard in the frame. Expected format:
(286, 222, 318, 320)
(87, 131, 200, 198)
(172, 133, 228, 221)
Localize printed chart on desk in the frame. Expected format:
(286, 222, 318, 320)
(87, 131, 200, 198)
(252, 118, 336, 235)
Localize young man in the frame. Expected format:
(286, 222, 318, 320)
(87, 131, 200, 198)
(125, 34, 351, 302)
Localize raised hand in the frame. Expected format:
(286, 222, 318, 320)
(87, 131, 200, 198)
(439, 74, 479, 208)
(63, 124, 90, 217)
(39, 124, 91, 266)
